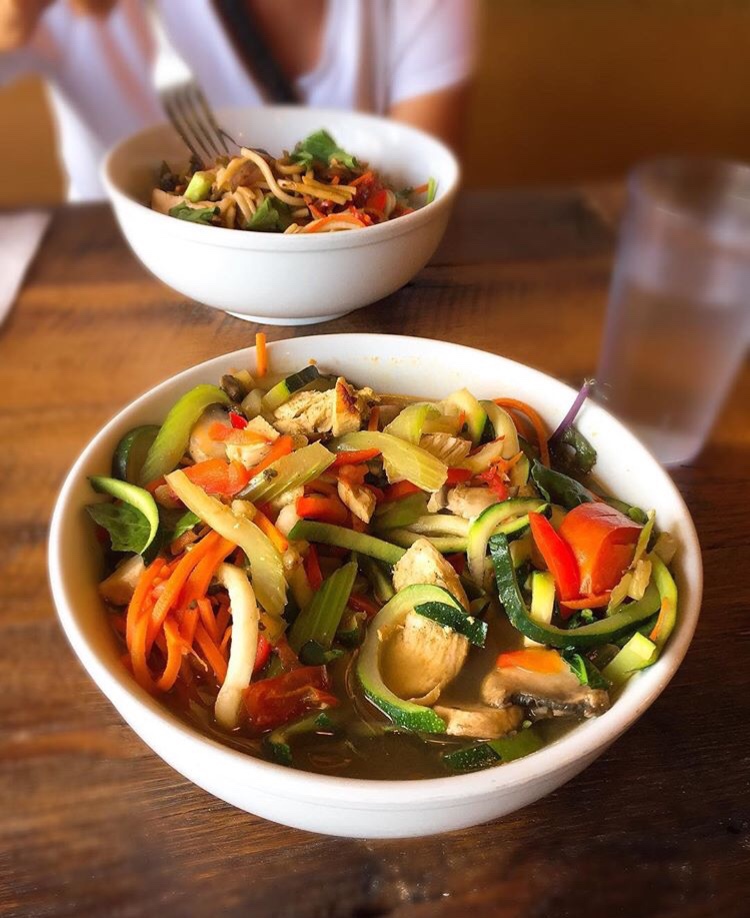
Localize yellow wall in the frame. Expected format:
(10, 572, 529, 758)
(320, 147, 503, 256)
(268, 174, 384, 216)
(2, 0, 750, 204)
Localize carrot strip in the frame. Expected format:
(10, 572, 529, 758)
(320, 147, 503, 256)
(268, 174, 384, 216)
(196, 597, 219, 642)
(130, 605, 156, 692)
(331, 448, 380, 468)
(304, 544, 323, 591)
(497, 648, 566, 674)
(147, 532, 221, 652)
(126, 558, 167, 652)
(494, 398, 550, 466)
(253, 507, 289, 553)
(155, 617, 185, 691)
(194, 622, 228, 683)
(351, 170, 374, 187)
(220, 624, 233, 656)
(246, 434, 294, 478)
(560, 593, 612, 610)
(368, 407, 380, 431)
(256, 332, 268, 377)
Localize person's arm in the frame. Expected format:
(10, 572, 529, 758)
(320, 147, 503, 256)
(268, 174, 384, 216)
(390, 83, 470, 155)
(0, 0, 114, 52)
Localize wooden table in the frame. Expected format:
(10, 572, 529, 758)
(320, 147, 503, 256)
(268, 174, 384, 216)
(1, 188, 748, 918)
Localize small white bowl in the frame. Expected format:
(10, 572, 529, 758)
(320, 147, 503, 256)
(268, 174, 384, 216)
(49, 335, 702, 838)
(102, 107, 459, 325)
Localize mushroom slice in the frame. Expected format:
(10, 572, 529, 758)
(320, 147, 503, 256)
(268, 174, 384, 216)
(188, 404, 231, 463)
(214, 563, 260, 730)
(481, 666, 609, 719)
(433, 704, 524, 739)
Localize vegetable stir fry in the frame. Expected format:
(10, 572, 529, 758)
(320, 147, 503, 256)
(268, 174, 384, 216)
(153, 129, 436, 234)
(88, 339, 679, 779)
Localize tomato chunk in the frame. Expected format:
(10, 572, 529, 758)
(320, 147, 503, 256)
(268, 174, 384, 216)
(243, 666, 337, 733)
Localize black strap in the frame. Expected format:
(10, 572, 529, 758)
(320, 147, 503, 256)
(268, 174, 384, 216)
(214, 0, 300, 104)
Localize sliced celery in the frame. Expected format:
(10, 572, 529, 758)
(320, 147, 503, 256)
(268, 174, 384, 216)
(384, 402, 440, 444)
(332, 431, 447, 492)
(288, 561, 357, 652)
(237, 442, 335, 504)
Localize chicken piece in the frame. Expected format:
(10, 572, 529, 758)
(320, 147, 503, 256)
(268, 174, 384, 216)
(380, 611, 469, 705)
(332, 378, 376, 436)
(481, 667, 609, 719)
(419, 433, 472, 466)
(426, 487, 448, 513)
(392, 538, 469, 608)
(188, 405, 231, 463)
(99, 555, 145, 606)
(446, 484, 500, 520)
(382, 539, 471, 704)
(433, 704, 524, 739)
(225, 416, 279, 469)
(272, 377, 375, 440)
(337, 478, 377, 523)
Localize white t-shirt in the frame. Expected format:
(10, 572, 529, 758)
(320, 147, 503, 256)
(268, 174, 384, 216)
(1, 0, 476, 201)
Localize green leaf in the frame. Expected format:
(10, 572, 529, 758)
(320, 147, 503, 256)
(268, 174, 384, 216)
(86, 502, 152, 554)
(168, 203, 219, 225)
(246, 196, 294, 232)
(290, 129, 357, 169)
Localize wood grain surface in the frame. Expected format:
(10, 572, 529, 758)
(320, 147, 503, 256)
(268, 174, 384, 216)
(1, 189, 748, 918)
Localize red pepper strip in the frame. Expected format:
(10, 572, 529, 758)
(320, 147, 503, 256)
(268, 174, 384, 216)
(348, 593, 381, 618)
(528, 512, 580, 602)
(476, 465, 510, 500)
(446, 553, 466, 575)
(304, 544, 324, 591)
(182, 459, 251, 498)
(446, 467, 472, 485)
(229, 411, 248, 429)
(497, 648, 566, 674)
(381, 481, 422, 503)
(296, 495, 350, 526)
(559, 593, 612, 611)
(331, 448, 381, 468)
(558, 503, 642, 596)
(253, 633, 272, 673)
(337, 464, 367, 486)
(246, 434, 294, 477)
(243, 666, 337, 733)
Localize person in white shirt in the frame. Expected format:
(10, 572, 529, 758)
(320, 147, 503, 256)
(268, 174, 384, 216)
(0, 0, 477, 201)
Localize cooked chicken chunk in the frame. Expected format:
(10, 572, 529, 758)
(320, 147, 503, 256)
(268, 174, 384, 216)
(188, 405, 232, 463)
(426, 486, 448, 513)
(380, 611, 469, 705)
(392, 538, 469, 608)
(382, 539, 471, 704)
(337, 478, 377, 523)
(225, 416, 279, 469)
(433, 704, 524, 739)
(419, 433, 472, 466)
(272, 377, 375, 440)
(99, 555, 145, 606)
(481, 666, 609, 719)
(447, 484, 500, 520)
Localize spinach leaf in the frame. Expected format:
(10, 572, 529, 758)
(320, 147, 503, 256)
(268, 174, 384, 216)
(531, 461, 596, 509)
(246, 196, 294, 232)
(86, 502, 152, 554)
(562, 649, 608, 689)
(290, 129, 357, 169)
(168, 203, 219, 225)
(549, 426, 598, 477)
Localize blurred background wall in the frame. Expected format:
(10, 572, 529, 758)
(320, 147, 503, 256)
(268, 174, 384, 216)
(2, 0, 750, 205)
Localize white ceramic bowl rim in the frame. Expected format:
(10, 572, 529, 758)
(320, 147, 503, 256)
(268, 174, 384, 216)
(49, 335, 702, 809)
(101, 106, 461, 253)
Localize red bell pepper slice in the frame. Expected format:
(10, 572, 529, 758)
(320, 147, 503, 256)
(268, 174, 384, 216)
(445, 467, 472, 485)
(253, 633, 272, 672)
(182, 459, 251, 498)
(528, 512, 580, 601)
(296, 494, 350, 525)
(229, 410, 248, 429)
(558, 503, 642, 595)
(331, 448, 381, 468)
(304, 544, 324, 591)
(381, 481, 422, 503)
(243, 666, 337, 733)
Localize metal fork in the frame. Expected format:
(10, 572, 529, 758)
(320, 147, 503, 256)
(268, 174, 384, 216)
(146, 1, 235, 165)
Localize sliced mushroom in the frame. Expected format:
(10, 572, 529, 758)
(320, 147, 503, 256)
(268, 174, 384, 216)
(446, 484, 500, 520)
(433, 703, 524, 739)
(188, 404, 231, 463)
(481, 666, 609, 719)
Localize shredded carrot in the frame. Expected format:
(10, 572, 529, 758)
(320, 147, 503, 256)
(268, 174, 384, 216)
(246, 434, 294, 477)
(220, 624, 233, 656)
(214, 594, 231, 637)
(368, 406, 380, 431)
(155, 617, 185, 691)
(196, 597, 219, 642)
(147, 532, 222, 652)
(301, 213, 367, 233)
(126, 558, 167, 652)
(130, 605, 156, 692)
(194, 622, 228, 683)
(304, 544, 323, 591)
(179, 536, 236, 644)
(649, 596, 675, 643)
(497, 648, 566, 674)
(494, 398, 550, 466)
(309, 204, 325, 220)
(169, 529, 198, 556)
(351, 170, 374, 187)
(253, 507, 289, 553)
(256, 332, 268, 378)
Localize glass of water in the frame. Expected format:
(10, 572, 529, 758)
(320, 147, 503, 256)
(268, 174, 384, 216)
(597, 157, 750, 465)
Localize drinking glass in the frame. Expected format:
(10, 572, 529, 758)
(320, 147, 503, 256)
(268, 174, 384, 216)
(597, 157, 750, 465)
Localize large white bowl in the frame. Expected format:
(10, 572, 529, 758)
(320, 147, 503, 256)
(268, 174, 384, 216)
(102, 107, 459, 325)
(48, 335, 702, 838)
